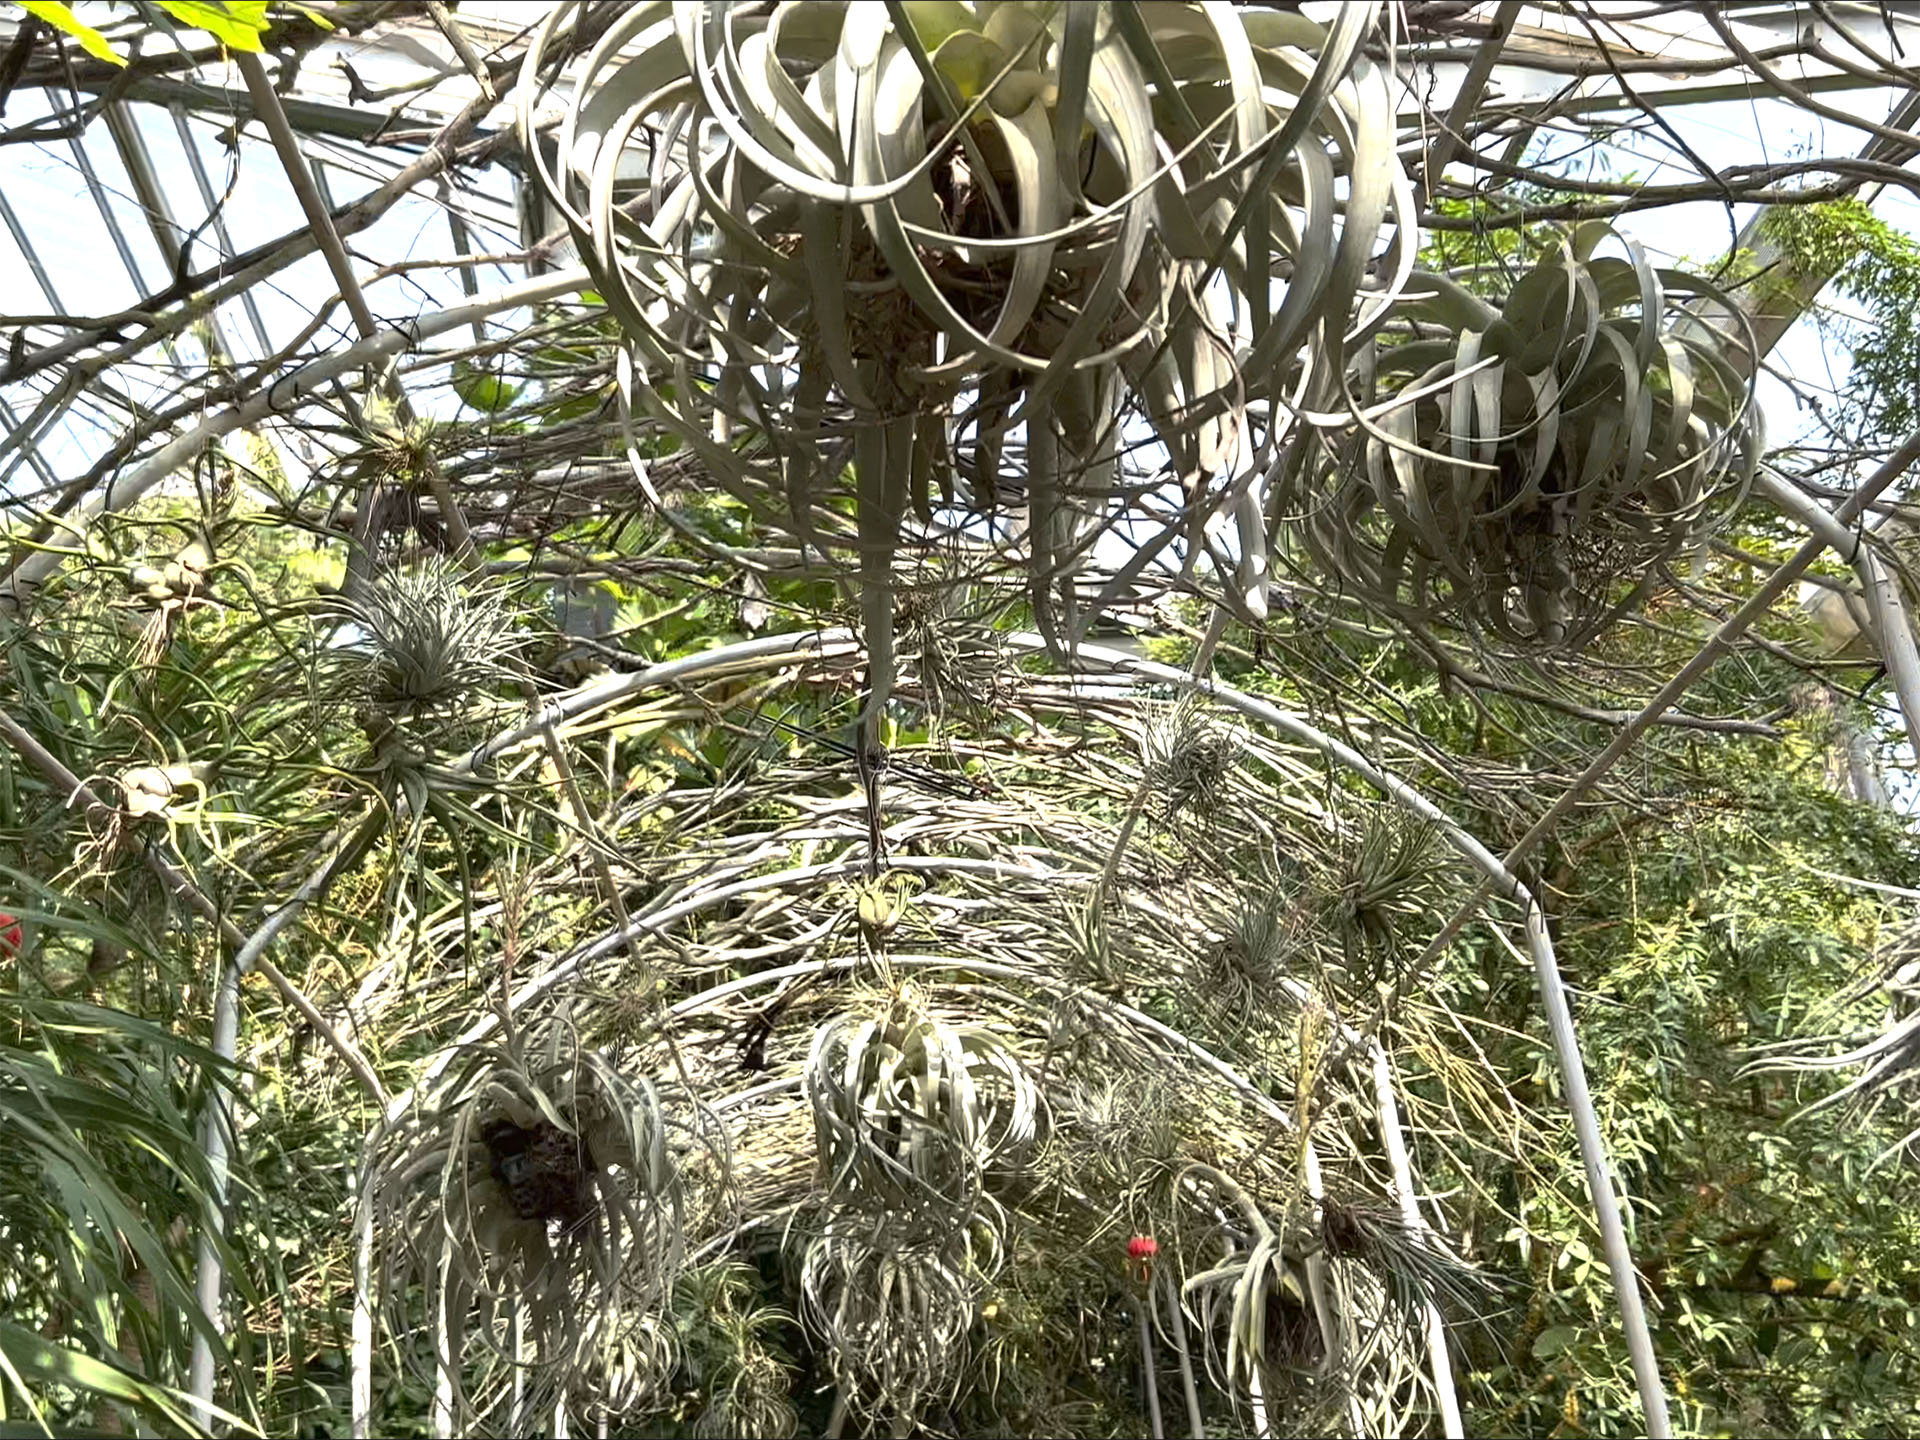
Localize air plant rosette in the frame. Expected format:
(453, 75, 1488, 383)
(1194, 887, 1303, 1030)
(1179, 1163, 1483, 1433)
(367, 1013, 726, 1431)
(1143, 694, 1244, 826)
(1318, 806, 1453, 987)
(322, 561, 528, 811)
(1283, 220, 1763, 651)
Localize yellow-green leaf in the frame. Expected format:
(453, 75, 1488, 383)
(17, 1, 127, 66)
(155, 0, 270, 52)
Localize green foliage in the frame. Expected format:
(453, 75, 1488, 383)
(14, 2, 123, 65)
(1762, 198, 1920, 440)
(1441, 705, 1920, 1437)
(12, 13, 1920, 1438)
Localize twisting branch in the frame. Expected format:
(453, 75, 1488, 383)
(235, 51, 477, 559)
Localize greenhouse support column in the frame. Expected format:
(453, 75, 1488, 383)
(1373, 1048, 1465, 1438)
(186, 950, 242, 1431)
(187, 900, 315, 1420)
(190, 810, 387, 1423)
(1757, 467, 1920, 765)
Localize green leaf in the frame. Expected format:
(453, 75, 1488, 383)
(451, 359, 524, 414)
(1532, 1325, 1579, 1359)
(0, 1319, 231, 1435)
(17, 2, 126, 66)
(154, 0, 270, 52)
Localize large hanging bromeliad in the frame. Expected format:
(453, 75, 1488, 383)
(520, 0, 1414, 736)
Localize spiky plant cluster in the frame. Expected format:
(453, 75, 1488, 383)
(1143, 696, 1242, 823)
(337, 562, 525, 718)
(901, 583, 1003, 720)
(1317, 1191, 1497, 1324)
(1051, 1068, 1189, 1218)
(369, 1011, 726, 1432)
(1324, 809, 1451, 969)
(799, 1226, 980, 1430)
(1060, 890, 1129, 994)
(1195, 888, 1305, 1029)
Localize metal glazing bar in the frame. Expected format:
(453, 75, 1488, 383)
(64, 129, 156, 294)
(103, 101, 239, 367)
(168, 103, 274, 359)
(0, 187, 64, 310)
(0, 396, 61, 493)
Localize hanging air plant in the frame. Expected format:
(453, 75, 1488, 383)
(324, 562, 527, 812)
(804, 992, 1042, 1221)
(1143, 694, 1243, 823)
(796, 994, 1041, 1425)
(1323, 807, 1450, 962)
(1285, 220, 1763, 648)
(1177, 1161, 1353, 1428)
(520, 0, 1412, 731)
(1195, 888, 1302, 1025)
(334, 561, 525, 717)
(368, 1013, 726, 1432)
(798, 1224, 979, 1430)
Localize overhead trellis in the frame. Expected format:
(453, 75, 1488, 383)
(342, 629, 1501, 1436)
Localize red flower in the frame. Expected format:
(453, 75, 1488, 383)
(1127, 1235, 1159, 1261)
(0, 914, 20, 956)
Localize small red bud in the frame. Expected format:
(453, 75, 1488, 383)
(1127, 1235, 1159, 1261)
(0, 914, 20, 956)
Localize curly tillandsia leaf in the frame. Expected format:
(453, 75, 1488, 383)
(368, 1012, 727, 1433)
(572, 1314, 677, 1431)
(520, 0, 1412, 651)
(1282, 221, 1763, 650)
(1742, 914, 1920, 1128)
